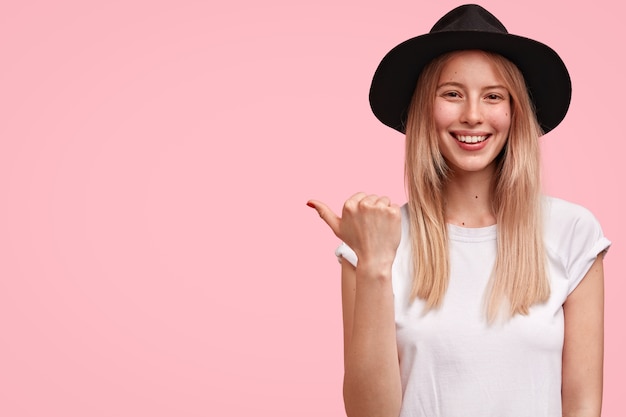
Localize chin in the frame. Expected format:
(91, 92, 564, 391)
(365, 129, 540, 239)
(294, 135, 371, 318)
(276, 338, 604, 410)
(448, 159, 498, 174)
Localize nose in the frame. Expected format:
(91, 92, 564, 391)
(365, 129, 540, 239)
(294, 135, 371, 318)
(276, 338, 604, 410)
(460, 98, 483, 125)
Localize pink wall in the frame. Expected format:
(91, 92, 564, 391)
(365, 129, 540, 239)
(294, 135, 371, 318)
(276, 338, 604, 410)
(0, 1, 622, 415)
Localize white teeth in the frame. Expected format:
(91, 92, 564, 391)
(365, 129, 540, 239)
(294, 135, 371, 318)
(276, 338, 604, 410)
(456, 135, 487, 143)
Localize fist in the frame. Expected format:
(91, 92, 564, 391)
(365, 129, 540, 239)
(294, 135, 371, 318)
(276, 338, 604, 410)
(308, 193, 401, 266)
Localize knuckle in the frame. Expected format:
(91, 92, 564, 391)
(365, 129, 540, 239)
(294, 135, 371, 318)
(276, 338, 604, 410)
(360, 194, 378, 207)
(343, 199, 357, 213)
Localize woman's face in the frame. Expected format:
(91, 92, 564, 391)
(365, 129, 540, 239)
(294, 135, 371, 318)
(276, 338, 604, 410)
(433, 50, 511, 175)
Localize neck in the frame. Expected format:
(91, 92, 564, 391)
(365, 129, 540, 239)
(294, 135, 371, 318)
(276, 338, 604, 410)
(443, 166, 497, 227)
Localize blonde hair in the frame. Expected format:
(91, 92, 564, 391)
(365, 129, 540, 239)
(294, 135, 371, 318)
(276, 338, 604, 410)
(404, 50, 549, 321)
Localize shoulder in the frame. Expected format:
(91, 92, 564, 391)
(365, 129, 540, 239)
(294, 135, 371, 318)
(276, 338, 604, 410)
(543, 196, 599, 232)
(543, 196, 610, 279)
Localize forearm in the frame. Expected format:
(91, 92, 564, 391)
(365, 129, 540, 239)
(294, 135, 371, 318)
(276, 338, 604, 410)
(343, 263, 402, 417)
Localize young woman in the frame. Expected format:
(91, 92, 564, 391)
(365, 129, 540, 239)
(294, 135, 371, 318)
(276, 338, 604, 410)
(308, 4, 610, 417)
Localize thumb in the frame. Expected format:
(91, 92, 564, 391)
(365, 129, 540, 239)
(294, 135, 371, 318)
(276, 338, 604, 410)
(307, 200, 341, 236)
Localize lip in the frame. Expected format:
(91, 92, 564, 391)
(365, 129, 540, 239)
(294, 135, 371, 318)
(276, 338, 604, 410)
(450, 131, 491, 151)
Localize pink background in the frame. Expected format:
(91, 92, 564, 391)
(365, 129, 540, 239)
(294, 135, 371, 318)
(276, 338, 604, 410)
(0, 1, 622, 415)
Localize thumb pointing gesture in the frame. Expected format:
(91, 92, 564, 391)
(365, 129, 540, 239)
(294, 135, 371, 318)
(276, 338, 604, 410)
(307, 200, 341, 237)
(308, 193, 401, 266)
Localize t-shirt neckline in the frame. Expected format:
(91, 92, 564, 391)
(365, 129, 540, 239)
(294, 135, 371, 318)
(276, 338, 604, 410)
(447, 223, 497, 242)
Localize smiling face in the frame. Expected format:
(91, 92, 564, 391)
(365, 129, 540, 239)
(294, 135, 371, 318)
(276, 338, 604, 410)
(433, 50, 512, 175)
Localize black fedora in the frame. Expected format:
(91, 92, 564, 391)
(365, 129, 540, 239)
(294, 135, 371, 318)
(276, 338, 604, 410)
(369, 4, 571, 135)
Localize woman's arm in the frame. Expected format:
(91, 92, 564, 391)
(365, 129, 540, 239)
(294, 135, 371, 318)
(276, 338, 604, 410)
(341, 259, 402, 417)
(309, 194, 403, 417)
(562, 254, 605, 417)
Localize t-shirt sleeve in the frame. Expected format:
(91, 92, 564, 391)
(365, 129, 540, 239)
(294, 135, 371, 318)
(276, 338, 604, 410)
(335, 242, 358, 267)
(562, 207, 611, 295)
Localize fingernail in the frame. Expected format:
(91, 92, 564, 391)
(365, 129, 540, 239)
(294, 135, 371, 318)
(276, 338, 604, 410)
(306, 201, 316, 209)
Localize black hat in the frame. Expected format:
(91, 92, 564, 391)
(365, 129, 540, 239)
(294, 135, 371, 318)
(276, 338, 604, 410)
(369, 4, 571, 135)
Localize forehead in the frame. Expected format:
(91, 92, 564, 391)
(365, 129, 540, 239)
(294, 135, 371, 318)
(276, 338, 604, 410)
(438, 50, 506, 86)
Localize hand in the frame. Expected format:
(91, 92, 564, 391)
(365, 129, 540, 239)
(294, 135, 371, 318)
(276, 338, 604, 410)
(307, 193, 402, 267)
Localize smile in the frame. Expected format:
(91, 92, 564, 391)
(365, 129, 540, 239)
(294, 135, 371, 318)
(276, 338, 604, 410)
(454, 134, 489, 144)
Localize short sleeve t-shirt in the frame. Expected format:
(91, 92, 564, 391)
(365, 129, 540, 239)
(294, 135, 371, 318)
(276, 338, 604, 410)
(335, 196, 610, 417)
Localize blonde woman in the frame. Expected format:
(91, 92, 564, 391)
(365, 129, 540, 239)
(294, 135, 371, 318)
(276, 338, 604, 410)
(308, 4, 610, 417)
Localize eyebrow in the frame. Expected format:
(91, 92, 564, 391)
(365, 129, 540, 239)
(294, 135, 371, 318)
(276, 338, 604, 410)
(437, 81, 508, 90)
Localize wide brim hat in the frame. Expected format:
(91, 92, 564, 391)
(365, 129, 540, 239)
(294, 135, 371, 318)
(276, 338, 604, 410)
(369, 4, 571, 135)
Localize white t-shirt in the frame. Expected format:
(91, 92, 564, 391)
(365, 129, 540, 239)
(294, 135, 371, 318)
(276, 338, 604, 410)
(336, 196, 610, 417)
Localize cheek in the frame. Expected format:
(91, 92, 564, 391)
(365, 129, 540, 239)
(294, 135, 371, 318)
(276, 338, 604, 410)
(487, 106, 512, 131)
(433, 103, 456, 129)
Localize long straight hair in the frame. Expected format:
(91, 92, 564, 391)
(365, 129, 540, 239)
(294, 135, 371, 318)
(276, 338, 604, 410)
(404, 50, 549, 321)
